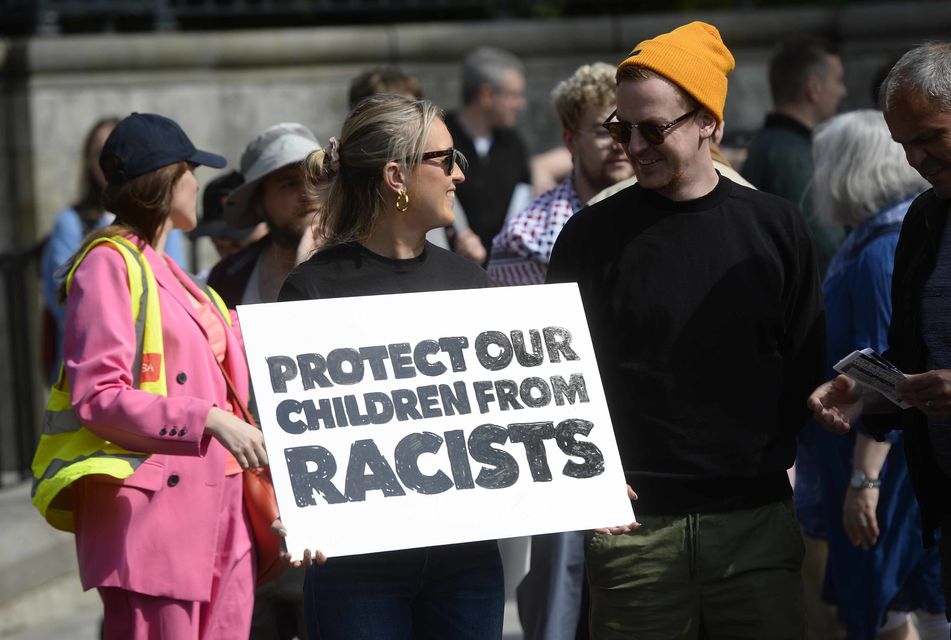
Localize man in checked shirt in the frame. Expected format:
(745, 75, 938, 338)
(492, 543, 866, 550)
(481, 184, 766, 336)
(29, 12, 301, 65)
(487, 62, 633, 287)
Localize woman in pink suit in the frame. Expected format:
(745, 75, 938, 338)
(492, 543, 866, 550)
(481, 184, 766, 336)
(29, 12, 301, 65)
(59, 113, 269, 639)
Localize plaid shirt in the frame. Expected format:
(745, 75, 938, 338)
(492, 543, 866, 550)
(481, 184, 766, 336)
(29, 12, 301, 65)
(487, 177, 582, 286)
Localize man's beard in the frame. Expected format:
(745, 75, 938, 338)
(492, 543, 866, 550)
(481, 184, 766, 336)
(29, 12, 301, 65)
(580, 159, 629, 195)
(267, 216, 307, 249)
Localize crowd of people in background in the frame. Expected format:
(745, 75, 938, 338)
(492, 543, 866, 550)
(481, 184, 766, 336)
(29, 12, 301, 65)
(30, 15, 951, 640)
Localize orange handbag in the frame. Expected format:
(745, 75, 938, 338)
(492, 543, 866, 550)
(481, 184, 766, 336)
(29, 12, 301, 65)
(243, 466, 287, 585)
(218, 361, 287, 585)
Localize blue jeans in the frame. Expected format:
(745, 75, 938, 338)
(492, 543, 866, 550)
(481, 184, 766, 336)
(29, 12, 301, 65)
(303, 540, 504, 640)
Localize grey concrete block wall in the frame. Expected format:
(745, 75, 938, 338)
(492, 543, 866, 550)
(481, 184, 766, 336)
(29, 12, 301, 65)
(4, 1, 949, 250)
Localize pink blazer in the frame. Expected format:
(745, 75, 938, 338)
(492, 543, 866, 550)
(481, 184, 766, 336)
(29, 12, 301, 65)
(63, 238, 251, 602)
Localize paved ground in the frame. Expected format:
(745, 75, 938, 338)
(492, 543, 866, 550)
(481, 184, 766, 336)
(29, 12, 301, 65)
(3, 591, 100, 640)
(0, 480, 524, 639)
(4, 598, 523, 639)
(3, 590, 523, 639)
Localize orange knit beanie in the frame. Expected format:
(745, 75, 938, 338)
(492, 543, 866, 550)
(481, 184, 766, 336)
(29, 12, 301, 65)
(617, 21, 735, 123)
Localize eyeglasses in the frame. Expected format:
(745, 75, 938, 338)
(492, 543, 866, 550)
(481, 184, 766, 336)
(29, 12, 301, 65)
(601, 108, 699, 146)
(418, 148, 468, 176)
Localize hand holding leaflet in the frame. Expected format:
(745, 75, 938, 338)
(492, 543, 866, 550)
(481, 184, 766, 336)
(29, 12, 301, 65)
(833, 348, 910, 409)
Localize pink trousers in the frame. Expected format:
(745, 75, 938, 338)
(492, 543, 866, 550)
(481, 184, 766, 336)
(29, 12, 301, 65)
(98, 473, 254, 640)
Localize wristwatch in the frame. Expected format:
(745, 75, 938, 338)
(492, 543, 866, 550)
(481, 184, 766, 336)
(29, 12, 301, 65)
(850, 469, 881, 489)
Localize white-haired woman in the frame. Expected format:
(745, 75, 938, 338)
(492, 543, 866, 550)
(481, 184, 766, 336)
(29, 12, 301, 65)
(279, 94, 502, 640)
(811, 109, 947, 640)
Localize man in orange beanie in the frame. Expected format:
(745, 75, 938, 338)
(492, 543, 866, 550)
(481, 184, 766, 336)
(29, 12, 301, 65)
(547, 21, 824, 637)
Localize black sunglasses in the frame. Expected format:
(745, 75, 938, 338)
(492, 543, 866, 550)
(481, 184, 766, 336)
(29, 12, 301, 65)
(601, 108, 699, 146)
(417, 148, 468, 176)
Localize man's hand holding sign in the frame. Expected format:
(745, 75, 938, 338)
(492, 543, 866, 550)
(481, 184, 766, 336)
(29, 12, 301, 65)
(238, 283, 634, 560)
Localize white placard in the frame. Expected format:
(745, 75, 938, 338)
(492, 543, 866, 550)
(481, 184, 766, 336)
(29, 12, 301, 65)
(238, 283, 633, 559)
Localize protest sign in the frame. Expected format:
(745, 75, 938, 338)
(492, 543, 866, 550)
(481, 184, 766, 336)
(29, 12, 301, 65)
(238, 283, 633, 559)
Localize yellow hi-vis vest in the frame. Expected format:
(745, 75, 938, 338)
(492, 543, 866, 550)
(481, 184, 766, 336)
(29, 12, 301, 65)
(31, 235, 231, 532)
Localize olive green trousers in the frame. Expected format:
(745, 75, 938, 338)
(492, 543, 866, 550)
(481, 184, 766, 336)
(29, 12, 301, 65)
(586, 500, 806, 639)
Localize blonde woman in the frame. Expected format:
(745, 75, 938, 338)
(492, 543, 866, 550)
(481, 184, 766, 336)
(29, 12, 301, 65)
(280, 95, 503, 639)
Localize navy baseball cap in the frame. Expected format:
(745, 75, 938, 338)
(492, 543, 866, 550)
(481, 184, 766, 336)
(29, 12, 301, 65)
(99, 112, 226, 185)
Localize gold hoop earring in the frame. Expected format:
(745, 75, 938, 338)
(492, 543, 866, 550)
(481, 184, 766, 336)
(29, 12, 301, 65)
(396, 189, 410, 212)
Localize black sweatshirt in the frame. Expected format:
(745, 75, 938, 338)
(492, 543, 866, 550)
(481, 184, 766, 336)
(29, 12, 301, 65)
(864, 189, 951, 546)
(546, 176, 825, 515)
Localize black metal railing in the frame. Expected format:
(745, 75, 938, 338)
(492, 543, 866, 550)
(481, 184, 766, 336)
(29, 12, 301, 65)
(0, 241, 43, 487)
(0, 0, 525, 34)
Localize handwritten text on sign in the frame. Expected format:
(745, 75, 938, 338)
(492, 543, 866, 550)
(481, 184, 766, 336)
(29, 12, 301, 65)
(238, 284, 632, 558)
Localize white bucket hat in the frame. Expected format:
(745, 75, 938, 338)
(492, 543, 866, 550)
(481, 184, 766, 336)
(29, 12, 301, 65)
(224, 122, 322, 229)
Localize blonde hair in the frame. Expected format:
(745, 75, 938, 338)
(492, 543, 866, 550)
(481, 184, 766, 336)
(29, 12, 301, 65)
(813, 110, 928, 228)
(552, 63, 617, 131)
(302, 149, 326, 202)
(309, 94, 442, 245)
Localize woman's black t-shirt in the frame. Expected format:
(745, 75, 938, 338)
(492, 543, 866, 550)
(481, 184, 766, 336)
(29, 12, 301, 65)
(279, 241, 488, 302)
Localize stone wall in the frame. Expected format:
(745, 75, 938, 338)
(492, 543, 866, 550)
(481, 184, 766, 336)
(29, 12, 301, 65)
(3, 2, 949, 249)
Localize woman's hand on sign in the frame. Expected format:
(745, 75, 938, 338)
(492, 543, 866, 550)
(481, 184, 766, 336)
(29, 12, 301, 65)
(262, 518, 297, 574)
(299, 547, 328, 567)
(205, 407, 268, 468)
(594, 484, 640, 535)
(271, 518, 327, 567)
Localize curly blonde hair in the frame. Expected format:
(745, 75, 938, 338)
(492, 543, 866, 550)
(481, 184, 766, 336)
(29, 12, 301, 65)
(552, 62, 617, 131)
